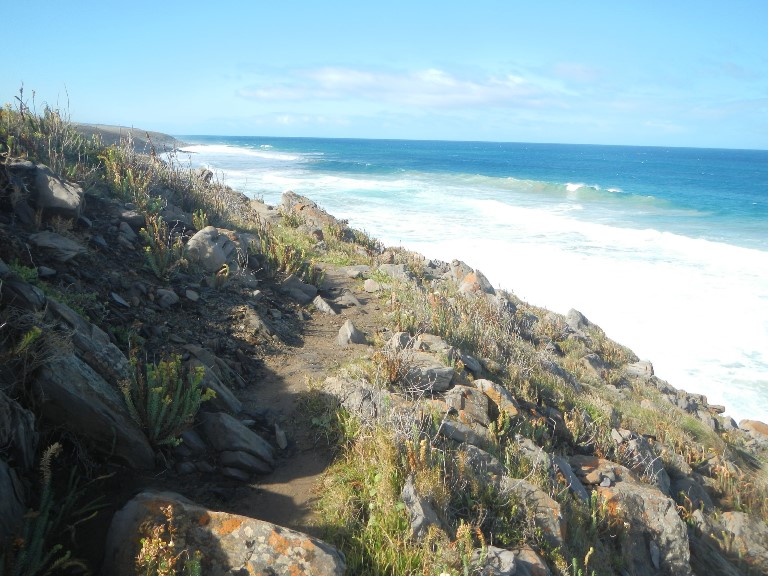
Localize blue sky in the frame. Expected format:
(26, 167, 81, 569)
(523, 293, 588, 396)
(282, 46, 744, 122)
(3, 1, 767, 148)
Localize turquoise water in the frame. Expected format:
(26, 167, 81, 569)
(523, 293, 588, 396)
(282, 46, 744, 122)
(174, 136, 768, 423)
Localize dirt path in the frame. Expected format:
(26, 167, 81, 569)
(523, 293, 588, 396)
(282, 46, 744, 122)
(231, 264, 387, 535)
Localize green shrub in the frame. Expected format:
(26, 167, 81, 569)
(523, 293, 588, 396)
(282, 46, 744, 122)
(122, 355, 213, 448)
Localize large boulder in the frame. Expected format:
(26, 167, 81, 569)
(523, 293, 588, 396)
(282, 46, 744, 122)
(404, 351, 454, 392)
(32, 164, 84, 219)
(281, 191, 345, 230)
(718, 511, 768, 574)
(32, 354, 155, 469)
(185, 226, 237, 273)
(570, 455, 692, 576)
(103, 491, 346, 575)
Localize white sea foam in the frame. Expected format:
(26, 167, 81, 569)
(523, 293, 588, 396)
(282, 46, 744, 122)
(183, 142, 768, 423)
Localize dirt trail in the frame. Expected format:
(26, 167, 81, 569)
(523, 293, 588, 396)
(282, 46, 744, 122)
(232, 264, 387, 535)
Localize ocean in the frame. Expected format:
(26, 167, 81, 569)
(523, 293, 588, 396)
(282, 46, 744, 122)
(173, 136, 768, 424)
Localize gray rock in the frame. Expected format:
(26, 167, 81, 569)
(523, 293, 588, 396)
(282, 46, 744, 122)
(185, 289, 200, 302)
(103, 491, 346, 576)
(0, 459, 25, 545)
(0, 390, 37, 471)
(363, 278, 381, 293)
(624, 360, 654, 380)
(471, 545, 517, 576)
(458, 269, 495, 295)
(185, 356, 242, 414)
(32, 354, 154, 469)
(401, 475, 444, 540)
(385, 331, 413, 351)
(499, 478, 564, 548)
(379, 263, 410, 280)
(46, 298, 133, 387)
(462, 445, 507, 478)
(445, 385, 491, 427)
(119, 209, 145, 228)
(185, 226, 237, 273)
(280, 274, 318, 304)
(179, 429, 207, 456)
(565, 309, 592, 333)
(312, 295, 337, 315)
(337, 291, 362, 307)
(343, 265, 370, 278)
(718, 511, 768, 574)
(324, 377, 395, 422)
(415, 333, 451, 354)
(219, 450, 273, 475)
(199, 411, 274, 468)
(404, 351, 454, 392)
(439, 420, 491, 448)
(118, 221, 137, 242)
(473, 379, 520, 418)
(243, 306, 275, 337)
(156, 288, 179, 308)
(110, 292, 130, 307)
(0, 276, 46, 311)
(552, 456, 589, 503)
(338, 319, 367, 346)
(28, 231, 86, 262)
(33, 164, 84, 219)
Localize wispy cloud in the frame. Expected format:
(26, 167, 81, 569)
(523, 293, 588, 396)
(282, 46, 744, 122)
(238, 66, 568, 109)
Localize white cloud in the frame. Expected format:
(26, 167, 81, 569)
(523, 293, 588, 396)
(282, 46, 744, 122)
(238, 66, 566, 109)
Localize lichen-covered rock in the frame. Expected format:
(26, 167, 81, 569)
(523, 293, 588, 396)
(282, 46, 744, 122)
(445, 384, 490, 427)
(570, 456, 692, 576)
(103, 491, 346, 575)
(473, 379, 520, 418)
(282, 191, 345, 231)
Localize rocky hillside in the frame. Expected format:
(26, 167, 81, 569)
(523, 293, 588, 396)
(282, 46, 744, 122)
(1, 103, 768, 576)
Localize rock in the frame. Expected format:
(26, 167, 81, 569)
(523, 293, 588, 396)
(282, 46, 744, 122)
(119, 209, 146, 228)
(37, 265, 56, 278)
(739, 419, 768, 443)
(445, 385, 491, 427)
(185, 289, 200, 302)
(379, 263, 410, 280)
(470, 545, 516, 575)
(282, 191, 345, 231)
(0, 276, 46, 310)
(219, 450, 273, 475)
(458, 269, 495, 295)
(513, 545, 551, 576)
(401, 475, 444, 540)
(343, 265, 370, 278)
(179, 430, 207, 456)
(32, 354, 154, 469)
(404, 351, 454, 392)
(415, 333, 451, 354)
(453, 348, 482, 374)
(553, 456, 589, 503)
(103, 490, 346, 576)
(275, 423, 288, 449)
(118, 220, 137, 242)
(324, 377, 396, 421)
(337, 291, 362, 307)
(473, 379, 520, 418)
(565, 309, 592, 333)
(624, 360, 654, 380)
(0, 390, 37, 471)
(185, 226, 237, 273)
(0, 459, 25, 545)
(156, 288, 179, 309)
(571, 456, 693, 575)
(199, 411, 274, 470)
(439, 420, 491, 448)
(281, 274, 318, 304)
(28, 231, 86, 262)
(46, 298, 134, 387)
(499, 478, 564, 548)
(243, 306, 275, 337)
(337, 319, 367, 346)
(312, 295, 337, 315)
(32, 164, 84, 219)
(385, 331, 413, 351)
(718, 511, 768, 574)
(462, 445, 507, 478)
(110, 292, 130, 307)
(363, 278, 381, 293)
(610, 428, 671, 496)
